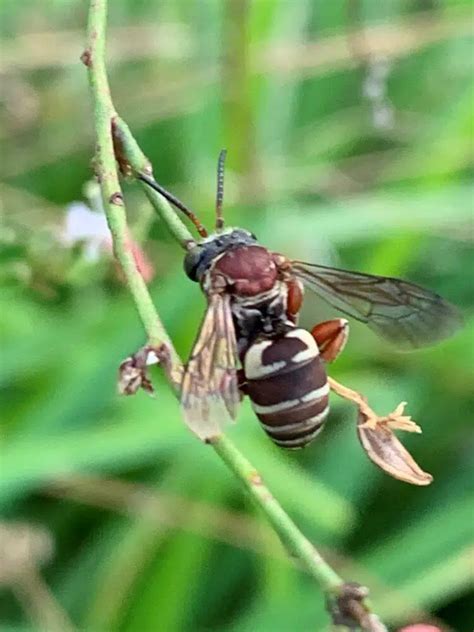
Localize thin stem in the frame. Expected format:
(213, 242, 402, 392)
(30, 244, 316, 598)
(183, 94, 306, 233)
(111, 116, 199, 247)
(83, 2, 386, 630)
(12, 568, 76, 632)
(83, 0, 178, 364)
(211, 434, 342, 589)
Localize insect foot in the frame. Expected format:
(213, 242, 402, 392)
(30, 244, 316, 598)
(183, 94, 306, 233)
(117, 345, 159, 396)
(327, 582, 387, 632)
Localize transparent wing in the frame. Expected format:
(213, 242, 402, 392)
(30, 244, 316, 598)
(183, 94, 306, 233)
(293, 261, 462, 350)
(181, 293, 240, 440)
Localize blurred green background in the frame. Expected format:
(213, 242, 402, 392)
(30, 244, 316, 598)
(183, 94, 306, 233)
(1, 1, 473, 631)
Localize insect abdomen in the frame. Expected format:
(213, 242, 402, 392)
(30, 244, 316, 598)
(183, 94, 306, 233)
(244, 328, 329, 448)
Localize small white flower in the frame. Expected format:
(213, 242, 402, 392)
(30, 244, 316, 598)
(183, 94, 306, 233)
(60, 181, 155, 282)
(60, 201, 111, 262)
(362, 56, 395, 132)
(373, 104, 394, 131)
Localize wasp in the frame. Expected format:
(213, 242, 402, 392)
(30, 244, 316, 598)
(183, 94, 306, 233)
(138, 151, 461, 448)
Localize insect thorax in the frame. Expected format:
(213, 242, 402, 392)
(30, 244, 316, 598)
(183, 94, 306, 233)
(201, 237, 289, 354)
(232, 283, 290, 356)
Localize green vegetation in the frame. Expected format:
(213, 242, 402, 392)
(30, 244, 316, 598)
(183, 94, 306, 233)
(1, 1, 473, 631)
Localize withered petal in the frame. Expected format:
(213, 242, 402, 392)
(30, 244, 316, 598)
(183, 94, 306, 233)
(357, 412, 433, 486)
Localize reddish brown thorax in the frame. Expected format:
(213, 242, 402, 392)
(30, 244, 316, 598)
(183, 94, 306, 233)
(213, 245, 278, 296)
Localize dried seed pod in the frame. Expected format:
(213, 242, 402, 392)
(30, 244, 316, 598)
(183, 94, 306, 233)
(118, 346, 157, 396)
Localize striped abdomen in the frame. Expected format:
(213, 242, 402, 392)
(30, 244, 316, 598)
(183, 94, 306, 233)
(243, 328, 329, 448)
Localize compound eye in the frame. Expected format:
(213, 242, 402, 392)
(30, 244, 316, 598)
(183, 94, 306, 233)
(183, 247, 203, 281)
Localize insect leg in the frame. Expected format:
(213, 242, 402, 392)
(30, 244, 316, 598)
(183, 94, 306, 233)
(311, 318, 349, 362)
(327, 376, 421, 432)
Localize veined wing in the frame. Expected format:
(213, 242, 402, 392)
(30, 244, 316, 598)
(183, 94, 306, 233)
(293, 261, 462, 350)
(181, 293, 240, 440)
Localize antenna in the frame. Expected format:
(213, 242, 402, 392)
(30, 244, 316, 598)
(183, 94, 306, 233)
(215, 149, 227, 232)
(138, 172, 208, 238)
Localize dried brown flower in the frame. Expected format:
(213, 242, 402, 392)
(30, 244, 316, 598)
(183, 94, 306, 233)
(357, 402, 433, 486)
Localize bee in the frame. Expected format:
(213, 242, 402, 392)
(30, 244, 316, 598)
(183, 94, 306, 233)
(139, 151, 461, 447)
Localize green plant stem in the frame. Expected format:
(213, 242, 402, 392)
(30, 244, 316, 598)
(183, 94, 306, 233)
(211, 434, 342, 588)
(83, 2, 386, 630)
(112, 116, 195, 249)
(83, 0, 178, 363)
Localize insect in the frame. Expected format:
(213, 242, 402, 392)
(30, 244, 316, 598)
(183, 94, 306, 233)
(138, 152, 461, 448)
